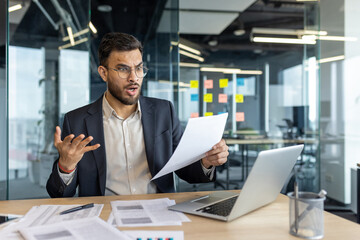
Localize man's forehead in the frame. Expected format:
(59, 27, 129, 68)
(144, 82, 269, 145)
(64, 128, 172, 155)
(108, 49, 142, 64)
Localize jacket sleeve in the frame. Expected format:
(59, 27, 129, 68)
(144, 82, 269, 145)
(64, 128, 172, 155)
(46, 114, 79, 198)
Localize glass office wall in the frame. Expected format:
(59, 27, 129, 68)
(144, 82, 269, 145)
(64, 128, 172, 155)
(176, 0, 321, 193)
(0, 0, 8, 200)
(5, 0, 90, 199)
(319, 0, 360, 211)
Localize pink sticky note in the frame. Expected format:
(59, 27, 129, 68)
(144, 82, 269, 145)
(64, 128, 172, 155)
(218, 94, 228, 103)
(204, 80, 213, 89)
(190, 112, 199, 118)
(236, 112, 245, 122)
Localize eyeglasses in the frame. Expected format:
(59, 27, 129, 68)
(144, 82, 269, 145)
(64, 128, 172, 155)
(108, 65, 148, 79)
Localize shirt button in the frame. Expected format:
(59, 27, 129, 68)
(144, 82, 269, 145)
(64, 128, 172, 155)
(133, 188, 136, 192)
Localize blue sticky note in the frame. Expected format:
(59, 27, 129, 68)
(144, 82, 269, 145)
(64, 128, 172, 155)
(237, 77, 245, 86)
(191, 94, 199, 101)
(218, 112, 226, 115)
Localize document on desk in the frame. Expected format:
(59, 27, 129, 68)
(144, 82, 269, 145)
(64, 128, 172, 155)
(110, 198, 190, 227)
(0, 204, 103, 236)
(19, 217, 132, 240)
(123, 230, 184, 240)
(152, 112, 228, 180)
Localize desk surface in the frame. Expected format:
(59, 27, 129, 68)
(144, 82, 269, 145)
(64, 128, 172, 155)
(0, 191, 359, 239)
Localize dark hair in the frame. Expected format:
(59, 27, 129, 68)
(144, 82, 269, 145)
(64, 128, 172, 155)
(98, 32, 143, 67)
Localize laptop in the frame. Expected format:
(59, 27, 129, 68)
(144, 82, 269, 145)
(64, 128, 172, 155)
(168, 144, 304, 222)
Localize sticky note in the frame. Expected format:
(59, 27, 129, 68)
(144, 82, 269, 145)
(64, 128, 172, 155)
(190, 80, 199, 88)
(204, 93, 213, 102)
(204, 79, 213, 89)
(236, 112, 245, 122)
(205, 112, 213, 116)
(191, 94, 199, 101)
(190, 112, 199, 118)
(237, 78, 245, 86)
(218, 94, 228, 103)
(219, 79, 228, 88)
(236, 94, 244, 103)
(218, 112, 226, 115)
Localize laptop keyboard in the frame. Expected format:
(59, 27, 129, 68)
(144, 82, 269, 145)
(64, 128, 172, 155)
(196, 196, 238, 217)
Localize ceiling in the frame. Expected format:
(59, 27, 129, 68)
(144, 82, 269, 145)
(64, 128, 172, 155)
(8, 0, 316, 73)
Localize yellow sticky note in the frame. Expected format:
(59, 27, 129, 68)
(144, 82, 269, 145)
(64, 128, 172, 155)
(218, 94, 228, 103)
(190, 80, 199, 88)
(204, 93, 213, 103)
(236, 112, 245, 122)
(236, 94, 244, 103)
(219, 79, 228, 88)
(190, 112, 199, 118)
(205, 112, 213, 116)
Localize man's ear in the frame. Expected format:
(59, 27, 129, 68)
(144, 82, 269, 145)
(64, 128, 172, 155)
(98, 66, 107, 82)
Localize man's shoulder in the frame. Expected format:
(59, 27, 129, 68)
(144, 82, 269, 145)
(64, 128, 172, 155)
(65, 96, 102, 118)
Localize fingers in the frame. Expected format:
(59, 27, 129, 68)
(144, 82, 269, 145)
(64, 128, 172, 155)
(54, 126, 62, 147)
(203, 139, 229, 167)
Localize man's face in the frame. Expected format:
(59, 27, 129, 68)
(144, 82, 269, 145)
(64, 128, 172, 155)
(102, 49, 143, 106)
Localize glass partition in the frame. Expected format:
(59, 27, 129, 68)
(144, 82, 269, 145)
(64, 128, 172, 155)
(177, 0, 320, 193)
(7, 0, 90, 199)
(0, 0, 8, 200)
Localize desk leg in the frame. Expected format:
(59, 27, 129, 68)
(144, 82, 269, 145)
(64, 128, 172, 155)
(241, 145, 245, 181)
(226, 160, 229, 190)
(245, 145, 249, 179)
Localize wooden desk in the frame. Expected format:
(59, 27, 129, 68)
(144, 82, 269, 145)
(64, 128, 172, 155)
(0, 191, 359, 239)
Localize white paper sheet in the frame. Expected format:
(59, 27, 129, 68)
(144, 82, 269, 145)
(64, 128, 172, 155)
(19, 217, 132, 240)
(110, 198, 190, 227)
(0, 204, 103, 237)
(124, 230, 184, 240)
(152, 113, 228, 180)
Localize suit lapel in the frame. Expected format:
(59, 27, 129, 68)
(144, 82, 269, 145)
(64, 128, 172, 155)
(84, 96, 106, 195)
(140, 96, 156, 177)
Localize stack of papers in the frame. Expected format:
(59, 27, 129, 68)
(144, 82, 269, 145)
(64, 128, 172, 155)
(19, 217, 132, 240)
(108, 198, 190, 227)
(0, 204, 103, 240)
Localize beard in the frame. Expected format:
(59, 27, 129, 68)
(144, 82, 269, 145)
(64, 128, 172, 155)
(107, 80, 141, 106)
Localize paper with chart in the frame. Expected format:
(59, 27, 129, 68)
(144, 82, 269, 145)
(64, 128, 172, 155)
(151, 113, 228, 180)
(110, 198, 190, 227)
(19, 217, 132, 240)
(0, 204, 103, 238)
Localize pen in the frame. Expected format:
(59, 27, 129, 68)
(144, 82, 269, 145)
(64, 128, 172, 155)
(59, 203, 94, 215)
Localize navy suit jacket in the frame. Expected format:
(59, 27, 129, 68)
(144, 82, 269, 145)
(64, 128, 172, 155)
(46, 95, 213, 197)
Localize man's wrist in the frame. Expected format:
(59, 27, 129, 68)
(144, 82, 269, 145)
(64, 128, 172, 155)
(201, 159, 213, 169)
(58, 160, 76, 174)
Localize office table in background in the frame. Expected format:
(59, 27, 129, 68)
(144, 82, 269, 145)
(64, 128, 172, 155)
(0, 191, 359, 239)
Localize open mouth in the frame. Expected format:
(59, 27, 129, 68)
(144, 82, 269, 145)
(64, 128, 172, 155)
(125, 85, 139, 96)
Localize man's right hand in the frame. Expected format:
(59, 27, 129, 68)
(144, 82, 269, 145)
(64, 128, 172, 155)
(54, 126, 100, 171)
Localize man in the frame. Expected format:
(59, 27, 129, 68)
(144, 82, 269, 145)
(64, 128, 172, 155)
(46, 32, 229, 198)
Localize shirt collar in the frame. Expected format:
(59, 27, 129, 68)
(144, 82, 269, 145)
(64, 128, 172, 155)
(102, 94, 142, 120)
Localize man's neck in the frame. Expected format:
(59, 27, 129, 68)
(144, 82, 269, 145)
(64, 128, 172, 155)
(105, 91, 137, 119)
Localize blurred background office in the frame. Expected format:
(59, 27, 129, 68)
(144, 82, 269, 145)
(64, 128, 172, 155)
(0, 0, 359, 222)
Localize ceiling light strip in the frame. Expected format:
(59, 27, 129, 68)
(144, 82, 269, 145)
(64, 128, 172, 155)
(252, 37, 316, 45)
(179, 50, 204, 62)
(89, 21, 98, 34)
(179, 43, 201, 56)
(62, 28, 89, 41)
(201, 67, 262, 75)
(318, 55, 345, 64)
(9, 4, 22, 12)
(179, 62, 200, 68)
(252, 28, 327, 36)
(66, 27, 75, 46)
(58, 37, 88, 50)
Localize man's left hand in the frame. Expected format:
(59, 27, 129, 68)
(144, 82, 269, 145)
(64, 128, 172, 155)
(201, 139, 229, 169)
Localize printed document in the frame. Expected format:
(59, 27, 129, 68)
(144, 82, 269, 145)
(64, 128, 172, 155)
(110, 198, 190, 227)
(124, 230, 184, 240)
(0, 204, 103, 238)
(19, 217, 131, 240)
(152, 113, 228, 180)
